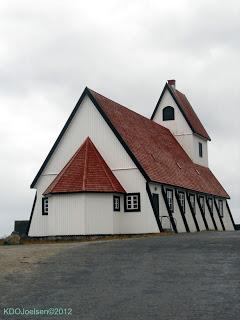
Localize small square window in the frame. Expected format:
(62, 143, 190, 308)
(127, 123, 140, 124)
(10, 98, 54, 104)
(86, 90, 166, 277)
(113, 196, 120, 212)
(42, 197, 49, 215)
(199, 142, 203, 158)
(124, 193, 141, 212)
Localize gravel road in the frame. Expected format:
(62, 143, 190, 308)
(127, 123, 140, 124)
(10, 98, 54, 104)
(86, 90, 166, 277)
(0, 232, 240, 320)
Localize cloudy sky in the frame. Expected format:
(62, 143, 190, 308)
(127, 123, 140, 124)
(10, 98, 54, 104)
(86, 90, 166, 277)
(1, 0, 239, 236)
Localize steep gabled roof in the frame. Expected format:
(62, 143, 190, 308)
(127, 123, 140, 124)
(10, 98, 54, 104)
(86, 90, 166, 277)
(89, 89, 228, 198)
(151, 83, 211, 141)
(32, 86, 228, 198)
(44, 137, 126, 195)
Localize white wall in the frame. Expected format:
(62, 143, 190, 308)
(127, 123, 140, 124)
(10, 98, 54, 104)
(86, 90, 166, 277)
(204, 204, 215, 230)
(149, 183, 186, 233)
(212, 202, 223, 231)
(153, 88, 209, 167)
(49, 194, 85, 235)
(184, 197, 198, 232)
(30, 95, 159, 236)
(222, 200, 235, 231)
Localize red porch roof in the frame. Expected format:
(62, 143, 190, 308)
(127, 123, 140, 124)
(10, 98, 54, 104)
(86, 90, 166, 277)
(44, 137, 126, 195)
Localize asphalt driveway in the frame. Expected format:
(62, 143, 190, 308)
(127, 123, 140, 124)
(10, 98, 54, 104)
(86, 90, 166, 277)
(0, 231, 240, 320)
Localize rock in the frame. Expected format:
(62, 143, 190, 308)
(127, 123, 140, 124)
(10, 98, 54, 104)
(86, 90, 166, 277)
(4, 233, 21, 245)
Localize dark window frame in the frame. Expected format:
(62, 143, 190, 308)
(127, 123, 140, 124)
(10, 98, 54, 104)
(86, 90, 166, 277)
(124, 193, 141, 212)
(189, 193, 196, 213)
(178, 191, 185, 213)
(163, 106, 175, 121)
(199, 142, 203, 158)
(218, 199, 224, 218)
(199, 195, 205, 213)
(113, 195, 121, 212)
(42, 197, 49, 215)
(166, 188, 174, 212)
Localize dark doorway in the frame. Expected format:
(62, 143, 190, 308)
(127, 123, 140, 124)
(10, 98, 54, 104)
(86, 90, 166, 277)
(152, 193, 160, 216)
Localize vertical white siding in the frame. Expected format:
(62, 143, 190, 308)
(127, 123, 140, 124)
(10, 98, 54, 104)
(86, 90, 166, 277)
(184, 198, 197, 232)
(204, 204, 215, 230)
(42, 96, 136, 175)
(149, 183, 186, 233)
(153, 88, 209, 167)
(116, 171, 159, 234)
(85, 194, 114, 234)
(49, 194, 85, 235)
(194, 203, 206, 231)
(212, 203, 223, 231)
(222, 200, 235, 231)
(28, 175, 56, 236)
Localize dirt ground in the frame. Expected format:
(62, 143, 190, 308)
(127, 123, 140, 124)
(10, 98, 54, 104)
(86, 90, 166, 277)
(0, 242, 84, 279)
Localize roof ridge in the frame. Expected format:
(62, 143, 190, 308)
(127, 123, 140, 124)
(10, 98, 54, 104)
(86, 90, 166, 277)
(89, 88, 172, 133)
(43, 138, 88, 195)
(89, 139, 117, 190)
(82, 137, 89, 191)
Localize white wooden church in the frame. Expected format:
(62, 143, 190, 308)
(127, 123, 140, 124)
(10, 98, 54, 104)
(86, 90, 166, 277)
(28, 80, 236, 236)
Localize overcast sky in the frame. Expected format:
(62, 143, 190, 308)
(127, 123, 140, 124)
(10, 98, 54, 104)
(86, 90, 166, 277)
(1, 0, 239, 236)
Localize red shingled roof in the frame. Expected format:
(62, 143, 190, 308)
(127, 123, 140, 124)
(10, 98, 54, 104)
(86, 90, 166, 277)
(44, 137, 126, 195)
(170, 85, 211, 141)
(89, 89, 229, 198)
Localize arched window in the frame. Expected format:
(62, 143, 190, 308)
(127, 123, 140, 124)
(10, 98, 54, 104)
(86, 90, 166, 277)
(163, 106, 175, 121)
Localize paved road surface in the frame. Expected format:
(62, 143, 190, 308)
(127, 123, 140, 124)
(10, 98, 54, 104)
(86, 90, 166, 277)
(0, 232, 240, 320)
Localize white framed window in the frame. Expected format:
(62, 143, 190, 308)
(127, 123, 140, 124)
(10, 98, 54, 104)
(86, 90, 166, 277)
(189, 194, 195, 213)
(124, 193, 140, 212)
(166, 189, 174, 212)
(113, 195, 120, 212)
(218, 199, 224, 218)
(42, 197, 48, 215)
(178, 191, 185, 213)
(199, 196, 205, 213)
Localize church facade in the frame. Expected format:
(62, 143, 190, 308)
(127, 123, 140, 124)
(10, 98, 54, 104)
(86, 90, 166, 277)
(28, 80, 235, 236)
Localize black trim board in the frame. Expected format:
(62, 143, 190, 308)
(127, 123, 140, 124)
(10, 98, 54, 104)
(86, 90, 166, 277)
(151, 83, 211, 141)
(196, 195, 209, 230)
(214, 198, 225, 231)
(175, 190, 190, 232)
(31, 88, 89, 188)
(161, 186, 178, 233)
(226, 201, 236, 230)
(206, 197, 218, 231)
(146, 183, 163, 232)
(31, 87, 150, 189)
(27, 191, 37, 236)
